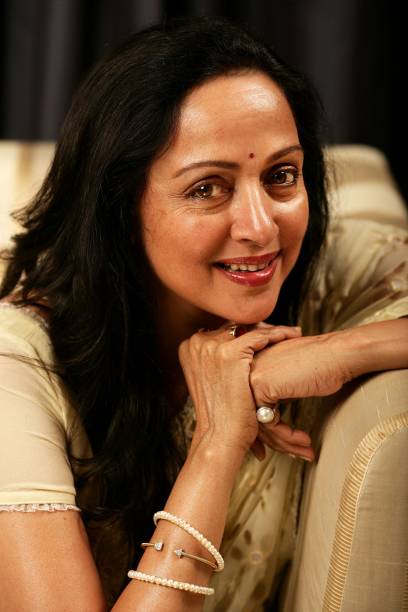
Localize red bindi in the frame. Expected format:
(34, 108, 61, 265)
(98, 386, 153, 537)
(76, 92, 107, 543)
(249, 152, 255, 158)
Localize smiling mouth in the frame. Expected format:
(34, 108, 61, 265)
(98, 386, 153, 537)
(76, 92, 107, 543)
(214, 257, 275, 272)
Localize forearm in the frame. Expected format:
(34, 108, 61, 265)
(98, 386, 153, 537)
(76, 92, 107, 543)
(113, 436, 245, 612)
(333, 318, 408, 380)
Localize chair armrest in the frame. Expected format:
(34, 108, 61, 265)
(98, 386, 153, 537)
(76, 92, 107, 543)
(280, 368, 408, 612)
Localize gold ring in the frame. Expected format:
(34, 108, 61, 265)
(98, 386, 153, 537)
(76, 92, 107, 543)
(228, 324, 239, 337)
(228, 324, 248, 338)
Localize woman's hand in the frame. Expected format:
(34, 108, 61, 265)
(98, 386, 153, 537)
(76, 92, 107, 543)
(249, 331, 350, 461)
(250, 330, 349, 402)
(178, 322, 302, 457)
(250, 419, 315, 462)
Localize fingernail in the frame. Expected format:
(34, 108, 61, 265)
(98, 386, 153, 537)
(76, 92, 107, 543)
(295, 326, 302, 332)
(299, 455, 313, 462)
(288, 453, 296, 459)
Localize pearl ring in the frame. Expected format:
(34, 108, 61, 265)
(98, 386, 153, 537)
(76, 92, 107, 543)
(256, 405, 280, 424)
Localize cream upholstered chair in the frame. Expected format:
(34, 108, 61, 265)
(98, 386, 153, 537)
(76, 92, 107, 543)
(0, 141, 55, 249)
(278, 146, 408, 612)
(0, 142, 407, 611)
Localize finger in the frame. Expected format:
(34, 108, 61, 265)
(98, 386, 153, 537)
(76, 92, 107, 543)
(258, 429, 315, 461)
(250, 438, 266, 462)
(247, 327, 302, 348)
(233, 329, 291, 355)
(254, 322, 302, 336)
(199, 321, 248, 339)
(215, 327, 295, 356)
(202, 321, 302, 341)
(260, 421, 312, 447)
(258, 431, 315, 461)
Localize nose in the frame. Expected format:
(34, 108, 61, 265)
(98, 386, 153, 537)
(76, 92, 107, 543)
(229, 182, 279, 246)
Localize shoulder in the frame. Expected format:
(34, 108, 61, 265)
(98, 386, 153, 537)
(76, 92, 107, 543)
(0, 303, 83, 443)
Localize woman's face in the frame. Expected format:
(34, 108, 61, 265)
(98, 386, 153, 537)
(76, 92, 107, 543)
(139, 71, 309, 326)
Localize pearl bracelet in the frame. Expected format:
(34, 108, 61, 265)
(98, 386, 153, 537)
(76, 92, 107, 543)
(127, 570, 214, 596)
(153, 510, 224, 572)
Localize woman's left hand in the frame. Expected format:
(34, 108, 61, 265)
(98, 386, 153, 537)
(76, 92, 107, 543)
(249, 330, 350, 462)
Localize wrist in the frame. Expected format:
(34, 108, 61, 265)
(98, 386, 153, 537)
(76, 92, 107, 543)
(326, 327, 367, 382)
(188, 431, 247, 473)
(327, 321, 403, 381)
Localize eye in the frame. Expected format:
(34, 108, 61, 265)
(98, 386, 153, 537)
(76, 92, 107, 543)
(187, 181, 229, 200)
(264, 167, 299, 188)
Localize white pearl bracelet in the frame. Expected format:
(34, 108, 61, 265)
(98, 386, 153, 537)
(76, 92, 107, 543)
(153, 510, 224, 572)
(127, 570, 214, 596)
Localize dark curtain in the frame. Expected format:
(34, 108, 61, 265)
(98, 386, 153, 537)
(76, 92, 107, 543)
(1, 0, 405, 200)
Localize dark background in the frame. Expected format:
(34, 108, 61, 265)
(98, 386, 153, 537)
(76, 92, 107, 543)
(1, 0, 406, 201)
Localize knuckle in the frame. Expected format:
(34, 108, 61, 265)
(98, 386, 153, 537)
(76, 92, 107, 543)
(249, 368, 260, 385)
(190, 333, 202, 348)
(216, 342, 232, 360)
(178, 340, 188, 359)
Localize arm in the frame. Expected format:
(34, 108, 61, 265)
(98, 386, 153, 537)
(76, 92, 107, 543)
(335, 318, 408, 379)
(0, 435, 244, 612)
(248, 318, 408, 461)
(250, 318, 408, 405)
(114, 438, 245, 611)
(2, 322, 280, 611)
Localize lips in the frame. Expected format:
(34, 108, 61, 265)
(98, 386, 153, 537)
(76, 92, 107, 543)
(215, 251, 281, 287)
(215, 251, 279, 266)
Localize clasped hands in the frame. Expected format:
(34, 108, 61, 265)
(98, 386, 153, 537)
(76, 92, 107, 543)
(180, 320, 353, 465)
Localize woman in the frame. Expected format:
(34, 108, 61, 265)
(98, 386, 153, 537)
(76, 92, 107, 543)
(0, 16, 407, 611)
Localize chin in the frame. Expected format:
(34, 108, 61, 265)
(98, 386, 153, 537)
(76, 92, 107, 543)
(224, 302, 277, 326)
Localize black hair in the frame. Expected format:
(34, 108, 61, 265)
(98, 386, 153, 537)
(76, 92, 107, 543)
(0, 16, 328, 605)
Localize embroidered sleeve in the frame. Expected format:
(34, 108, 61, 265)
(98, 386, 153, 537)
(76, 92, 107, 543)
(0, 503, 81, 512)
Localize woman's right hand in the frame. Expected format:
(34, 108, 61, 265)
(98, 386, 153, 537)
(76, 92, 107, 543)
(178, 321, 301, 456)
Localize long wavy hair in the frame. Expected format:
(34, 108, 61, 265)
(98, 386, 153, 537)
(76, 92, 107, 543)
(0, 16, 328, 600)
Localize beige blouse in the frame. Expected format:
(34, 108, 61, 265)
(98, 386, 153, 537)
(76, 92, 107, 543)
(0, 216, 407, 611)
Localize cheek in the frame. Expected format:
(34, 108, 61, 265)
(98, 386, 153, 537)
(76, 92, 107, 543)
(278, 197, 309, 246)
(142, 210, 223, 269)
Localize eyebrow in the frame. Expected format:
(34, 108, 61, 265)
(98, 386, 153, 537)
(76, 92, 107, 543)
(173, 144, 304, 178)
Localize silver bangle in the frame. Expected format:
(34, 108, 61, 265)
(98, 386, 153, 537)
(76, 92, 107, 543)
(127, 570, 214, 596)
(141, 541, 218, 571)
(153, 510, 224, 572)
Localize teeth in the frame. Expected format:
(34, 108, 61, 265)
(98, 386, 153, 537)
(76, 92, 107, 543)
(223, 261, 269, 272)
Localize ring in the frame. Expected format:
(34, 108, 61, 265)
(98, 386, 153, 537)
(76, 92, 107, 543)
(256, 405, 280, 424)
(228, 324, 247, 338)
